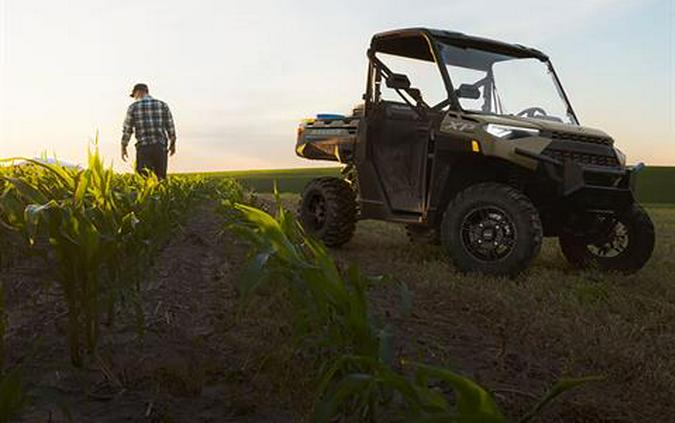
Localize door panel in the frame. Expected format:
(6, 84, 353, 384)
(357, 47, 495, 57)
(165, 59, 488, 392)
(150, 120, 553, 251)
(370, 102, 429, 213)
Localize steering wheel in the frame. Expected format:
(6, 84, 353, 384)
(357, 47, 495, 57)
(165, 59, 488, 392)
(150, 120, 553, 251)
(517, 107, 548, 118)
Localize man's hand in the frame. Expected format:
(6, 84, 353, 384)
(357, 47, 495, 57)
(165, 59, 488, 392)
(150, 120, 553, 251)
(121, 145, 128, 162)
(169, 142, 176, 157)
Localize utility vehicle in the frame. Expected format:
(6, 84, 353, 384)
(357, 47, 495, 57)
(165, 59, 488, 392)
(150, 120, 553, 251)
(295, 28, 655, 276)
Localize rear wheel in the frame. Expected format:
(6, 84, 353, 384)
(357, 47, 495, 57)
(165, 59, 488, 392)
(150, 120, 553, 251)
(299, 177, 357, 247)
(559, 204, 655, 274)
(441, 183, 543, 277)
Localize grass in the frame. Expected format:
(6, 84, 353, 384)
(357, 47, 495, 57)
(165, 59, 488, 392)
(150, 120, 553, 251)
(633, 166, 675, 203)
(184, 167, 341, 194)
(337, 205, 675, 421)
(181, 167, 339, 194)
(181, 166, 675, 204)
(261, 194, 675, 420)
(228, 196, 594, 422)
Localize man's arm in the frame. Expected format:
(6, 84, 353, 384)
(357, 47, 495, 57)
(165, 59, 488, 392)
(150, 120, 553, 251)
(121, 105, 134, 161)
(164, 103, 177, 156)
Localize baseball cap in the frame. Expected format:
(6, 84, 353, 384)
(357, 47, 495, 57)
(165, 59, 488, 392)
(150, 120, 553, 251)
(130, 83, 149, 97)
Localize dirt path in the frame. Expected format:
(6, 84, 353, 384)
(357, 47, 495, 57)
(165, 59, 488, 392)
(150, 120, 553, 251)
(5, 203, 295, 422)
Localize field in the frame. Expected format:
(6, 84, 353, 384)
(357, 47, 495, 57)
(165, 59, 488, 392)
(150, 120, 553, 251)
(185, 167, 341, 195)
(325, 204, 675, 421)
(252, 193, 675, 421)
(1, 159, 674, 422)
(193, 165, 675, 204)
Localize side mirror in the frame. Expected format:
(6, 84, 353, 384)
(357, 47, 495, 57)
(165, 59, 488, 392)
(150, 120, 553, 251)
(455, 84, 481, 100)
(386, 73, 411, 90)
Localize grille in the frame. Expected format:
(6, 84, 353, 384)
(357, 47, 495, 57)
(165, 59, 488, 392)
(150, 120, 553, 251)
(542, 148, 620, 168)
(544, 130, 613, 146)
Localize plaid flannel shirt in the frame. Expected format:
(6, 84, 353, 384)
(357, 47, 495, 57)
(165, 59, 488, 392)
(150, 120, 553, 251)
(121, 96, 176, 148)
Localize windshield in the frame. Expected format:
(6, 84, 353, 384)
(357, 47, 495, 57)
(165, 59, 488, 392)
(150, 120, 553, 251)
(439, 42, 578, 125)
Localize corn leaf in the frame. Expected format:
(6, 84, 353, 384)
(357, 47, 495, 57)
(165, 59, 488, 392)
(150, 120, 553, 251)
(518, 376, 603, 423)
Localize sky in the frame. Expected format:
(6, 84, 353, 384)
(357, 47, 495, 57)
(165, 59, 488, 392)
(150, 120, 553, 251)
(0, 0, 673, 172)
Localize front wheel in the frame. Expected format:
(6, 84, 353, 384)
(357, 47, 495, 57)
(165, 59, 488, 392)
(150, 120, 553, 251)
(299, 177, 357, 247)
(441, 183, 543, 277)
(559, 204, 655, 274)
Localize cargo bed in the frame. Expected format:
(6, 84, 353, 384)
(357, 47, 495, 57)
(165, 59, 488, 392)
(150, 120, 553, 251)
(295, 116, 360, 163)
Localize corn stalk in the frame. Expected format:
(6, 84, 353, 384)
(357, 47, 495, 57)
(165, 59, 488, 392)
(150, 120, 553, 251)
(0, 144, 231, 366)
(228, 197, 600, 422)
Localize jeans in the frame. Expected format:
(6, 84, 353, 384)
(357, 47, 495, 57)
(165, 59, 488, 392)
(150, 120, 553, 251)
(136, 143, 168, 179)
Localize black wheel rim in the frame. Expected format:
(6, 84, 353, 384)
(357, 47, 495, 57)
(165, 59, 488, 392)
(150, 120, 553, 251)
(304, 192, 327, 231)
(460, 206, 517, 262)
(587, 220, 630, 258)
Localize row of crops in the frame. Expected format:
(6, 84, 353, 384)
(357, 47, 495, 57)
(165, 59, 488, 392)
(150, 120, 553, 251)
(0, 149, 592, 421)
(0, 148, 242, 419)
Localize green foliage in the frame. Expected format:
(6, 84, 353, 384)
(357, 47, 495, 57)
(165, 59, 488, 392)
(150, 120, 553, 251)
(518, 376, 604, 423)
(231, 201, 380, 356)
(634, 166, 675, 204)
(194, 166, 675, 204)
(0, 144, 243, 420)
(228, 199, 599, 422)
(0, 144, 242, 367)
(188, 167, 341, 195)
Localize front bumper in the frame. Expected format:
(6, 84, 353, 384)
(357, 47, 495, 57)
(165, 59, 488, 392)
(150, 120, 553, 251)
(515, 147, 636, 211)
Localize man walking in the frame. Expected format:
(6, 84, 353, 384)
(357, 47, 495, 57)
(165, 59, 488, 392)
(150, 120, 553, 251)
(121, 83, 176, 179)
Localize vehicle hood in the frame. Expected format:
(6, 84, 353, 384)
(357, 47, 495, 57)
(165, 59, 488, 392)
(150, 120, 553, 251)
(466, 113, 612, 140)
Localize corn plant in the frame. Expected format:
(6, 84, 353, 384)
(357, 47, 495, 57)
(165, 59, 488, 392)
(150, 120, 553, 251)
(0, 144, 222, 366)
(0, 153, 138, 365)
(230, 200, 381, 361)
(228, 198, 599, 422)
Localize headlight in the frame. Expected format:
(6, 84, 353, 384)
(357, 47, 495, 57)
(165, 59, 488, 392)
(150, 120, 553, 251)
(485, 124, 539, 139)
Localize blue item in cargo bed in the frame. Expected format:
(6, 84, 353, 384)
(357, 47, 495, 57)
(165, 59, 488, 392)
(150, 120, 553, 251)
(317, 113, 346, 120)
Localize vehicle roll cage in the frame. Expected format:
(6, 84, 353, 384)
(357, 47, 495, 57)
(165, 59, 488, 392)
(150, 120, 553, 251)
(368, 53, 431, 113)
(365, 28, 579, 123)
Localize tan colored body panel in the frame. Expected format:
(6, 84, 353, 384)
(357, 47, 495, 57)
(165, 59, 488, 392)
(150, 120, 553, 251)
(440, 112, 616, 171)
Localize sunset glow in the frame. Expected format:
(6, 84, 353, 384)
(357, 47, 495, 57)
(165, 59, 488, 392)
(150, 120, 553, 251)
(1, 0, 673, 172)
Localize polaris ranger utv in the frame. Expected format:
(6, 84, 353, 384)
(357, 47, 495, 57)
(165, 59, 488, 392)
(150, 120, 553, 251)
(295, 28, 655, 277)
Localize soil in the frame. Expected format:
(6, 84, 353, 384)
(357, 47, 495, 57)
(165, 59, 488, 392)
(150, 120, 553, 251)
(4, 197, 674, 422)
(270, 194, 675, 422)
(3, 204, 296, 422)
